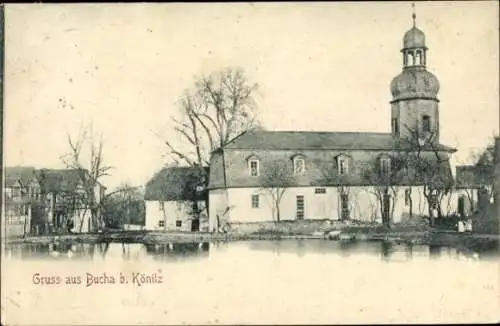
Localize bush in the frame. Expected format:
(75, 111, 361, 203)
(473, 204, 499, 234)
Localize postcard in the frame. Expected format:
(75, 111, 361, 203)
(1, 2, 499, 325)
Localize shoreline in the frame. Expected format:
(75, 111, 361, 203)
(4, 230, 499, 247)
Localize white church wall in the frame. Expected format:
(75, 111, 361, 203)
(210, 185, 464, 225)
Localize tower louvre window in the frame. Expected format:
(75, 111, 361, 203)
(415, 50, 422, 65)
(422, 115, 431, 132)
(392, 118, 399, 136)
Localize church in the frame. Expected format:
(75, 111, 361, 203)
(207, 13, 466, 230)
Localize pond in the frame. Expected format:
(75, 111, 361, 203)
(2, 240, 499, 324)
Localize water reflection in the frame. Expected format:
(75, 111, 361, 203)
(3, 239, 499, 262)
(144, 242, 210, 261)
(4, 241, 211, 262)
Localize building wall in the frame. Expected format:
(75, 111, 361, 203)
(45, 192, 93, 233)
(4, 210, 31, 238)
(454, 188, 478, 216)
(3, 185, 33, 238)
(392, 98, 440, 141)
(209, 186, 464, 225)
(209, 188, 230, 231)
(145, 200, 206, 232)
(70, 209, 92, 233)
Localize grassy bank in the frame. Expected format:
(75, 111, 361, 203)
(5, 219, 499, 247)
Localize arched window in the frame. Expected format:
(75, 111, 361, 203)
(246, 154, 260, 177)
(249, 159, 259, 177)
(406, 52, 413, 66)
(422, 115, 431, 132)
(415, 50, 422, 65)
(380, 156, 391, 176)
(337, 155, 349, 175)
(293, 157, 306, 176)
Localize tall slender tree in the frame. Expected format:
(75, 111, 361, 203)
(165, 67, 261, 216)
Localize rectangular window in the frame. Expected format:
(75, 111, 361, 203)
(405, 189, 411, 206)
(422, 115, 431, 132)
(158, 220, 165, 227)
(176, 220, 182, 227)
(380, 158, 391, 175)
(251, 194, 259, 208)
(341, 193, 350, 220)
(294, 158, 305, 176)
(249, 160, 259, 177)
(296, 195, 305, 219)
(315, 188, 326, 194)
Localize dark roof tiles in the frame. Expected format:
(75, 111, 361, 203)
(4, 166, 38, 187)
(224, 130, 455, 152)
(144, 166, 209, 201)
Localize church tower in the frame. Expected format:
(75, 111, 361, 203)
(390, 8, 440, 144)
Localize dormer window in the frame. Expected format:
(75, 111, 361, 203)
(380, 157, 391, 175)
(293, 157, 305, 176)
(249, 159, 259, 177)
(337, 156, 349, 176)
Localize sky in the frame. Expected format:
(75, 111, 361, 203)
(4, 2, 499, 189)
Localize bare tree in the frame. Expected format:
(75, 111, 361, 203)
(260, 161, 295, 222)
(318, 161, 353, 221)
(61, 125, 111, 232)
(470, 138, 496, 204)
(403, 126, 454, 226)
(362, 154, 406, 226)
(101, 183, 145, 229)
(165, 67, 260, 215)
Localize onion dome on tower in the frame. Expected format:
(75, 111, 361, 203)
(390, 10, 440, 102)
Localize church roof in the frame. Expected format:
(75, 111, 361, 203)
(403, 26, 426, 49)
(208, 131, 456, 190)
(223, 130, 455, 152)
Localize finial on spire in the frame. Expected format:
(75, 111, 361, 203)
(412, 2, 416, 27)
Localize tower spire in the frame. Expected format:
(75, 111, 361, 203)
(412, 2, 416, 27)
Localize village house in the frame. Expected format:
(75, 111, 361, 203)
(454, 165, 493, 218)
(37, 168, 106, 233)
(144, 166, 208, 232)
(3, 167, 41, 237)
(207, 15, 466, 230)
